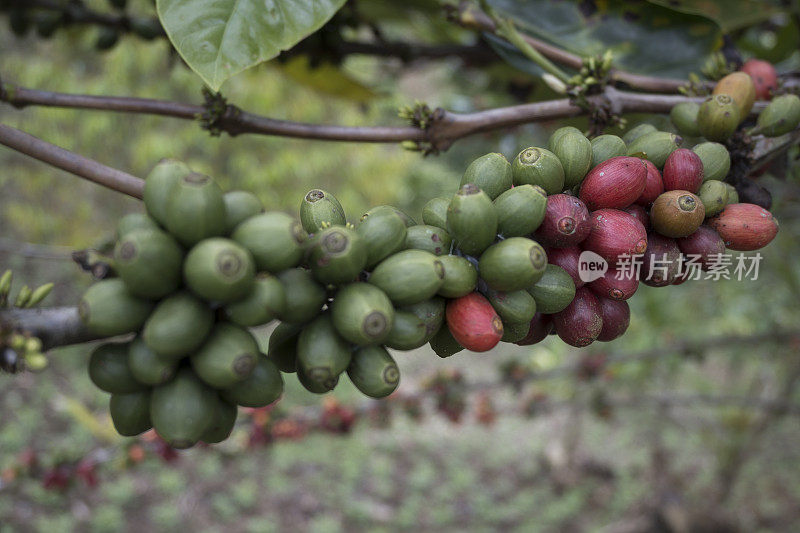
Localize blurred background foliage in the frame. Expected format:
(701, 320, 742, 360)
(2, 0, 800, 531)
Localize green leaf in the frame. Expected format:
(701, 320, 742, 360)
(646, 0, 782, 33)
(486, 0, 721, 80)
(156, 0, 348, 91)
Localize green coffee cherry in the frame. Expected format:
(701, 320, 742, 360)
(627, 131, 682, 168)
(164, 172, 227, 246)
(405, 225, 452, 256)
(296, 314, 352, 393)
(548, 126, 582, 151)
(590, 135, 627, 168)
(724, 183, 739, 205)
(552, 131, 592, 188)
(200, 399, 238, 444)
(698, 180, 729, 217)
(363, 205, 416, 227)
(142, 291, 214, 360)
(143, 159, 190, 226)
(752, 94, 800, 137)
(670, 102, 702, 137)
(494, 184, 547, 237)
(110, 391, 152, 437)
(622, 123, 657, 144)
(222, 190, 262, 234)
(79, 279, 153, 337)
(224, 273, 286, 327)
(437, 255, 478, 298)
(692, 142, 731, 182)
(307, 226, 368, 285)
(422, 197, 450, 230)
(221, 355, 284, 407)
(501, 321, 531, 343)
(526, 264, 576, 314)
(485, 288, 537, 325)
(446, 184, 497, 257)
(369, 249, 444, 306)
(697, 95, 740, 142)
(460, 153, 513, 200)
(331, 283, 395, 345)
(347, 346, 400, 398)
(232, 212, 307, 274)
(190, 323, 260, 389)
(512, 147, 565, 194)
(116, 213, 160, 240)
(478, 237, 548, 291)
(128, 336, 177, 386)
(300, 189, 346, 233)
(384, 310, 428, 350)
(401, 297, 446, 341)
(267, 322, 302, 373)
(151, 369, 217, 449)
(356, 207, 407, 268)
(276, 268, 326, 324)
(89, 342, 146, 394)
(429, 325, 463, 358)
(184, 238, 255, 303)
(114, 228, 183, 299)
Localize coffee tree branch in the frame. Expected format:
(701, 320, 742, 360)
(2, 82, 724, 151)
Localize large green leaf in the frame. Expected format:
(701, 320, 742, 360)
(156, 0, 348, 90)
(486, 0, 721, 80)
(646, 0, 781, 33)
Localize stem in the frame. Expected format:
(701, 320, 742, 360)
(0, 123, 144, 198)
(0, 307, 99, 350)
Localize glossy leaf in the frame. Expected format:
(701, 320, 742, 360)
(646, 0, 781, 32)
(157, 0, 348, 90)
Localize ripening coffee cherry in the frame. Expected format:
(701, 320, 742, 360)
(348, 345, 400, 398)
(142, 291, 214, 359)
(296, 315, 352, 393)
(697, 95, 741, 142)
(708, 203, 779, 251)
(677, 225, 726, 270)
(650, 190, 705, 238)
(461, 153, 513, 200)
(446, 292, 503, 352)
(627, 131, 682, 168)
(622, 204, 650, 231)
(713, 72, 756, 118)
(534, 194, 591, 249)
(740, 59, 777, 100)
(233, 212, 306, 274)
(596, 298, 630, 342)
(478, 237, 548, 291)
(640, 233, 681, 287)
(526, 264, 576, 314)
(588, 264, 639, 301)
(579, 156, 647, 210)
(634, 160, 664, 206)
(307, 226, 368, 285)
(590, 135, 627, 168)
(221, 354, 284, 408)
(331, 283, 395, 345)
(164, 172, 227, 246)
(662, 148, 704, 194)
(514, 313, 553, 346)
(546, 246, 585, 288)
(446, 184, 497, 256)
(493, 184, 547, 237)
(200, 398, 238, 444)
(511, 147, 565, 194)
(184, 238, 256, 303)
(113, 228, 183, 299)
(582, 209, 648, 266)
(300, 189, 346, 233)
(369, 249, 444, 306)
(190, 323, 259, 388)
(89, 342, 146, 394)
(79, 279, 154, 337)
(151, 369, 217, 449)
(552, 287, 602, 347)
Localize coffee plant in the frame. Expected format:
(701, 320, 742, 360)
(1, 0, 799, 450)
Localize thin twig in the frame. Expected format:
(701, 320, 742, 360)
(0, 123, 144, 198)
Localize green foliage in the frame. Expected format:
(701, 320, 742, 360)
(156, 0, 348, 90)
